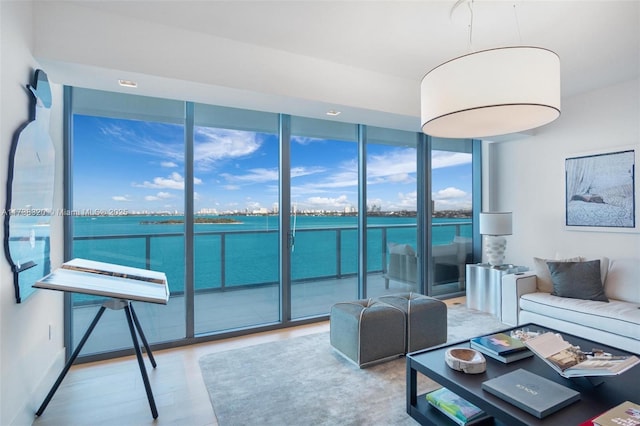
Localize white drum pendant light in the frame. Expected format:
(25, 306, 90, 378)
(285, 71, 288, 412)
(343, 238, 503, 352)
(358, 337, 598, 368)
(421, 46, 561, 139)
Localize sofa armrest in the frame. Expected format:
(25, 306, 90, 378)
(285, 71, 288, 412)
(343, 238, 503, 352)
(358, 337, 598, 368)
(501, 272, 537, 326)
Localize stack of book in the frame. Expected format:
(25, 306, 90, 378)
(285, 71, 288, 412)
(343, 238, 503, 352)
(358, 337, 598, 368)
(470, 332, 533, 363)
(426, 387, 491, 425)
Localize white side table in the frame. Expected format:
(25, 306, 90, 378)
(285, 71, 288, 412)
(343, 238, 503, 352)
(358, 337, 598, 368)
(465, 263, 527, 319)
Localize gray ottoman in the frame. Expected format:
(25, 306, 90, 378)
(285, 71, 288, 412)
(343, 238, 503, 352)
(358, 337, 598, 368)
(376, 292, 447, 353)
(330, 299, 406, 368)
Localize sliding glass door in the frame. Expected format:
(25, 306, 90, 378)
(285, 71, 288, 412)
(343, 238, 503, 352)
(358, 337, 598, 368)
(429, 138, 474, 297)
(365, 127, 419, 298)
(289, 116, 359, 318)
(193, 104, 280, 333)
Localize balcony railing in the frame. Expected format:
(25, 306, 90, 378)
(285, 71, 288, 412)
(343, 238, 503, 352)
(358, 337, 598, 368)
(72, 221, 471, 300)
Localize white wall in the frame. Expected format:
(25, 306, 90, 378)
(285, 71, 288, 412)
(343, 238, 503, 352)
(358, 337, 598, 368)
(487, 78, 640, 268)
(1, 2, 65, 425)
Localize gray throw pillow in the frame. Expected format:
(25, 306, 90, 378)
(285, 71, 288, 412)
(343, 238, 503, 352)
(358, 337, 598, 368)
(533, 256, 583, 292)
(547, 260, 609, 302)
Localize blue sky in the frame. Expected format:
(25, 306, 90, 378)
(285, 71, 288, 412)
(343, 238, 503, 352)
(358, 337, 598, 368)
(73, 115, 472, 213)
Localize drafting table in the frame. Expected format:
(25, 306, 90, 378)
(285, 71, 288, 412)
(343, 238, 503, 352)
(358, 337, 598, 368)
(33, 258, 169, 419)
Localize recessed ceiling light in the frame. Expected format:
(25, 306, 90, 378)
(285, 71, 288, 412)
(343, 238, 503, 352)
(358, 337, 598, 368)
(326, 110, 341, 116)
(118, 79, 138, 88)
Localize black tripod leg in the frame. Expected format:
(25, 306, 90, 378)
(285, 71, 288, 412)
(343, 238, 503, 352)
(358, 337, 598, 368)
(36, 306, 107, 416)
(129, 303, 157, 368)
(124, 304, 158, 419)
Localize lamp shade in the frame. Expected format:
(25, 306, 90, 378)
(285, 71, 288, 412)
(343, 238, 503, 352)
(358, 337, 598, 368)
(421, 46, 561, 138)
(479, 212, 512, 236)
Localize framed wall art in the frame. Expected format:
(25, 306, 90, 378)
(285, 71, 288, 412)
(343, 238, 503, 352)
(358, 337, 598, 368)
(565, 146, 637, 232)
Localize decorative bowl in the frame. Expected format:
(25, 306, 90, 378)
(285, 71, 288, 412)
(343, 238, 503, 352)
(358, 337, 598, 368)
(445, 348, 486, 374)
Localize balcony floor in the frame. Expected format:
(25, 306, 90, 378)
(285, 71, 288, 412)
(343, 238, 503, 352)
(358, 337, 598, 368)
(72, 273, 462, 356)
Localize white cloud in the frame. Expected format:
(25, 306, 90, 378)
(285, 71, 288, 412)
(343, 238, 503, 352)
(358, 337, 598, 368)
(291, 136, 323, 146)
(434, 187, 467, 199)
(134, 172, 201, 190)
(367, 148, 416, 183)
(432, 187, 471, 211)
(145, 191, 174, 201)
(99, 123, 263, 172)
(221, 168, 278, 184)
(99, 122, 184, 163)
(112, 195, 131, 202)
(194, 128, 262, 171)
(304, 194, 352, 210)
(139, 172, 184, 189)
(432, 151, 472, 169)
(394, 191, 418, 209)
(291, 166, 325, 178)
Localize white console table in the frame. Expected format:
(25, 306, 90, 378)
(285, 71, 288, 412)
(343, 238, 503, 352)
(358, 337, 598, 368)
(465, 263, 527, 320)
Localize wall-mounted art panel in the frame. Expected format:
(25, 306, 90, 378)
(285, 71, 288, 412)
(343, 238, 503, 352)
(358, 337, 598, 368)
(565, 147, 636, 232)
(4, 69, 55, 303)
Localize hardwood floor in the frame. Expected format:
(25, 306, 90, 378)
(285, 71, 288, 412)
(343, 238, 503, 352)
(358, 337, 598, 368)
(32, 297, 465, 426)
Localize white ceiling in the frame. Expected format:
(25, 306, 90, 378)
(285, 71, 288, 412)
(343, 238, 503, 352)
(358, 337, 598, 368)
(34, 0, 640, 132)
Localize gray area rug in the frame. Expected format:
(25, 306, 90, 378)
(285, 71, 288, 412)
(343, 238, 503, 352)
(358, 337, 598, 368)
(199, 304, 507, 426)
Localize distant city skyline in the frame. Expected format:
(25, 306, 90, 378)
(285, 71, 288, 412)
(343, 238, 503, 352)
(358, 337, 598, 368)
(73, 115, 472, 213)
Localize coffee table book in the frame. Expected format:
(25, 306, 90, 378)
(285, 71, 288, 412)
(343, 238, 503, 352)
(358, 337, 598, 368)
(425, 387, 491, 425)
(34, 258, 169, 304)
(481, 368, 581, 419)
(470, 341, 533, 364)
(469, 332, 528, 355)
(592, 401, 640, 426)
(524, 332, 640, 378)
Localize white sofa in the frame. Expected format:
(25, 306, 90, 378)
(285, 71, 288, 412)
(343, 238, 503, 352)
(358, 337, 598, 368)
(502, 257, 640, 355)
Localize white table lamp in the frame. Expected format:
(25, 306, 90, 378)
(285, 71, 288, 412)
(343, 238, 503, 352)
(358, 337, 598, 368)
(479, 212, 512, 267)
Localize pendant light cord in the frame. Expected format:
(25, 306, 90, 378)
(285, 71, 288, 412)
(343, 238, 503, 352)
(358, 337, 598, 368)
(468, 0, 474, 50)
(513, 3, 523, 45)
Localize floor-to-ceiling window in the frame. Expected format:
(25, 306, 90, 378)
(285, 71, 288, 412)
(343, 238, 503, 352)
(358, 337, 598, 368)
(65, 87, 481, 360)
(365, 127, 419, 298)
(69, 89, 185, 355)
(429, 138, 474, 297)
(192, 104, 280, 333)
(289, 116, 359, 318)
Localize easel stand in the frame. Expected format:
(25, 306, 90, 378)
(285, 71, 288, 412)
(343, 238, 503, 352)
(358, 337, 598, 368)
(36, 299, 159, 419)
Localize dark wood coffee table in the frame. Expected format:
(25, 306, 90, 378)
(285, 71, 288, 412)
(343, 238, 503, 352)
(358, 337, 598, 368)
(407, 324, 640, 425)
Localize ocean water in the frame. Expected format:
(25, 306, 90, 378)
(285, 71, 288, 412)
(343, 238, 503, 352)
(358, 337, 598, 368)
(72, 215, 471, 295)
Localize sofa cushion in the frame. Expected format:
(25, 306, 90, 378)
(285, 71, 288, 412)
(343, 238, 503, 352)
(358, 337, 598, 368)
(605, 258, 640, 303)
(547, 260, 608, 302)
(519, 293, 640, 341)
(533, 256, 582, 293)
